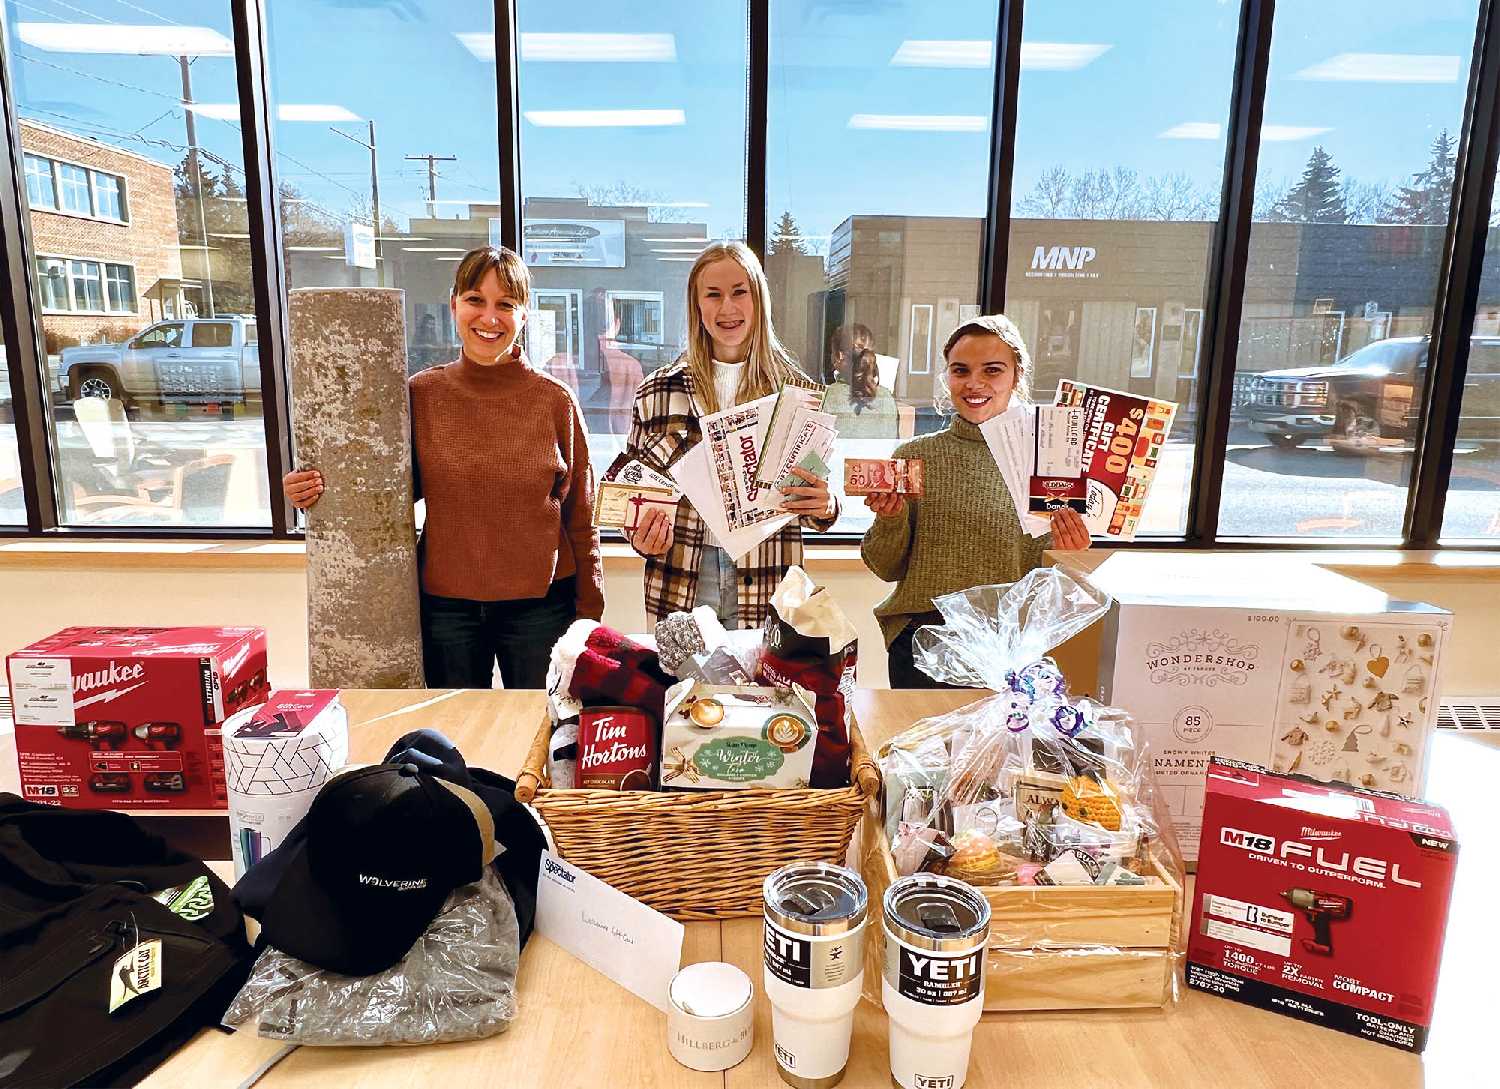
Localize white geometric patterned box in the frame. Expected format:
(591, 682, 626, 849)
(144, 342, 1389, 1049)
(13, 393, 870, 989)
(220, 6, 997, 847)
(1087, 555, 1450, 864)
(223, 690, 349, 878)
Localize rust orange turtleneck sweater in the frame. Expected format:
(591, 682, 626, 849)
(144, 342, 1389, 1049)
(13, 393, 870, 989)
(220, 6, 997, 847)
(408, 354, 604, 618)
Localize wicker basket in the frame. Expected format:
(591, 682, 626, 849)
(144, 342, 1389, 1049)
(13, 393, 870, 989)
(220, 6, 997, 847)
(515, 714, 882, 920)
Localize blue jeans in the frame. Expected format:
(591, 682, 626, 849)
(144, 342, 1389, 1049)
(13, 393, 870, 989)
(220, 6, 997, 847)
(420, 577, 576, 690)
(694, 546, 741, 628)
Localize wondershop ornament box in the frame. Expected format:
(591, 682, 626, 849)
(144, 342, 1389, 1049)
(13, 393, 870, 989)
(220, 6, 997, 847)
(1086, 554, 1450, 863)
(7, 626, 269, 811)
(1187, 758, 1457, 1052)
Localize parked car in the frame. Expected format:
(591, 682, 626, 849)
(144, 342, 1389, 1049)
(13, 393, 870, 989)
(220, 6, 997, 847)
(59, 317, 259, 408)
(1243, 335, 1500, 451)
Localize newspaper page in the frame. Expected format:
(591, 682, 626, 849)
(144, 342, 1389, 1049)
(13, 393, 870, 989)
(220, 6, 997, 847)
(701, 393, 782, 533)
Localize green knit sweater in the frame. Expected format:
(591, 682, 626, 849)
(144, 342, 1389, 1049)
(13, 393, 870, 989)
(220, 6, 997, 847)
(861, 415, 1052, 647)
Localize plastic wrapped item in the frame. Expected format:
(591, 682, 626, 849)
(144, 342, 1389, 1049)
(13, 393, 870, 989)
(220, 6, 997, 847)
(867, 567, 1186, 1012)
(224, 869, 519, 1045)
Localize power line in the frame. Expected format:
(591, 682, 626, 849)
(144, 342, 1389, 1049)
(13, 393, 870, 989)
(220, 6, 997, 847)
(108, 0, 180, 24)
(28, 0, 116, 23)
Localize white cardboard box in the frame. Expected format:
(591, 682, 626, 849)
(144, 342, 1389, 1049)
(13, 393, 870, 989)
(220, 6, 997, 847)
(1086, 555, 1450, 863)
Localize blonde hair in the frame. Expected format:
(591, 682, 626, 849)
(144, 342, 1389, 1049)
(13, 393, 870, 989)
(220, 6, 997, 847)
(935, 313, 1033, 414)
(683, 241, 804, 413)
(450, 245, 530, 306)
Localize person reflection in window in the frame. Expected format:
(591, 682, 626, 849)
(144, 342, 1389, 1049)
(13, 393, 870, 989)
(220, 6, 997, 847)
(824, 345, 898, 439)
(598, 301, 643, 436)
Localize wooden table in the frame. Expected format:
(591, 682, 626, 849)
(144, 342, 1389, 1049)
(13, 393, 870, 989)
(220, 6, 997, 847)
(142, 689, 1495, 1089)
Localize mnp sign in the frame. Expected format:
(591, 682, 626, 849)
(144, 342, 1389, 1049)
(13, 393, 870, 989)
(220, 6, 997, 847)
(1026, 245, 1099, 277)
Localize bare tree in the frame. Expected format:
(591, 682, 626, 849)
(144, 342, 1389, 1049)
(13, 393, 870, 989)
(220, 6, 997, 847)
(1251, 175, 1291, 222)
(1016, 164, 1070, 217)
(1140, 172, 1217, 221)
(1341, 179, 1394, 225)
(572, 179, 689, 222)
(1016, 164, 1215, 221)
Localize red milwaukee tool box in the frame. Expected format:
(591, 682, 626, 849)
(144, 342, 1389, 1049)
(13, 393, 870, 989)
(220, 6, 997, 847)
(1187, 757, 1457, 1052)
(7, 626, 269, 811)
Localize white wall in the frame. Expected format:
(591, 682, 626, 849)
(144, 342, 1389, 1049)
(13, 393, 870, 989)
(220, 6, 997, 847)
(3, 548, 1498, 697)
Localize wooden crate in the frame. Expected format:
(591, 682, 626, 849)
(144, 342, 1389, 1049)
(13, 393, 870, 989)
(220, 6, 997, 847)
(860, 801, 1184, 1012)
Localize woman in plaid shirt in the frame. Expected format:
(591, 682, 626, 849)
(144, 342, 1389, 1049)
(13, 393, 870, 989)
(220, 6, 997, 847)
(624, 241, 838, 627)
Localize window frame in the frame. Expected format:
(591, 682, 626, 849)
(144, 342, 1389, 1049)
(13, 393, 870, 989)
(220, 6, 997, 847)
(604, 289, 666, 349)
(907, 303, 934, 376)
(1131, 306, 1157, 380)
(55, 161, 93, 217)
(23, 152, 54, 209)
(0, 0, 1496, 547)
(532, 287, 583, 364)
(34, 252, 140, 316)
(19, 151, 130, 226)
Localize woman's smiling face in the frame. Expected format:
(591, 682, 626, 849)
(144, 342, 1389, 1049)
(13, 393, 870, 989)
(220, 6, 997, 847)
(451, 267, 526, 364)
(944, 333, 1018, 424)
(695, 256, 755, 361)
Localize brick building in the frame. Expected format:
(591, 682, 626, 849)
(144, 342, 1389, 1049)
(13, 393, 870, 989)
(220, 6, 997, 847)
(19, 120, 182, 354)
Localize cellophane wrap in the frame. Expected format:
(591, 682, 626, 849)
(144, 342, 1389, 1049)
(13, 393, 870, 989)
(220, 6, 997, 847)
(224, 869, 519, 1045)
(870, 567, 1186, 1007)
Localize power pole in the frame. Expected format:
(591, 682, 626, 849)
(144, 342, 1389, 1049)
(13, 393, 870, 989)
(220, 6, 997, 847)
(178, 55, 215, 317)
(405, 153, 456, 219)
(332, 120, 383, 285)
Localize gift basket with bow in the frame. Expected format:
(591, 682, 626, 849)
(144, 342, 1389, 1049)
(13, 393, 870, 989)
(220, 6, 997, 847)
(863, 566, 1186, 1012)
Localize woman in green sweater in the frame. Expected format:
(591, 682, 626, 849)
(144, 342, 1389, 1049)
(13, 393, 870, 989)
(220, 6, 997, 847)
(861, 314, 1091, 688)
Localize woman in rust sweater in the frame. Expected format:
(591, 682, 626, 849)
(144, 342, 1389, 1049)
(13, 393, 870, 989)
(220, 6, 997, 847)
(283, 246, 603, 689)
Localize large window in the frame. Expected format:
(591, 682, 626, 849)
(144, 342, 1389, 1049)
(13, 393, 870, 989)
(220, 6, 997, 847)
(518, 1, 749, 448)
(7, 2, 272, 528)
(264, 0, 502, 412)
(1441, 206, 1500, 540)
(1218, 0, 1478, 538)
(1, 331, 20, 524)
(1006, 0, 1239, 536)
(768, 0, 999, 532)
(23, 153, 53, 209)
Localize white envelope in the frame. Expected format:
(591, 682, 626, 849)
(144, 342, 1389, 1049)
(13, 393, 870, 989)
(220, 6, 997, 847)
(979, 403, 1050, 537)
(534, 851, 685, 1013)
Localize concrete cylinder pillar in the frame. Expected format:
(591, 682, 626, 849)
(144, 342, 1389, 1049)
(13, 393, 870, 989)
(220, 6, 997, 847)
(288, 287, 424, 688)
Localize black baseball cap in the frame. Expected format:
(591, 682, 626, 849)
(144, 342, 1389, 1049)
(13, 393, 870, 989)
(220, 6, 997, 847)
(254, 763, 496, 976)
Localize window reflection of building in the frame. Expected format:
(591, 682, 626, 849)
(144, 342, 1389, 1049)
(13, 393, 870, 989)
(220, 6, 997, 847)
(21, 121, 184, 360)
(379, 196, 703, 431)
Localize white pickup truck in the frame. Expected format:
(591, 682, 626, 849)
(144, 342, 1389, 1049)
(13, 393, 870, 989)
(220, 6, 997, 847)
(59, 316, 259, 407)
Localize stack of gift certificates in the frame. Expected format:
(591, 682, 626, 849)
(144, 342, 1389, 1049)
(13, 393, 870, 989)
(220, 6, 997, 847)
(981, 381, 1177, 542)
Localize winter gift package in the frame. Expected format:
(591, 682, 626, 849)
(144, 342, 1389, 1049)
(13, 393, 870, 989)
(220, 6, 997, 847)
(868, 568, 1186, 1012)
(519, 567, 879, 918)
(1083, 554, 1450, 863)
(7, 626, 269, 811)
(1188, 758, 1456, 1052)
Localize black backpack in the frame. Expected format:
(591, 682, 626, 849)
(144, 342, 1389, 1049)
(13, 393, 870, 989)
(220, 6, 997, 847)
(0, 795, 250, 1088)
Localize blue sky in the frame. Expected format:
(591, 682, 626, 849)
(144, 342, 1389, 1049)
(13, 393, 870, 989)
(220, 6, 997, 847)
(2, 0, 1486, 241)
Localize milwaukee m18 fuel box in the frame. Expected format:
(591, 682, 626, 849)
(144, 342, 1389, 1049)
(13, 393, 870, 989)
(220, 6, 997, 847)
(1187, 757, 1457, 1052)
(7, 626, 269, 811)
